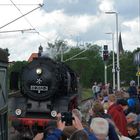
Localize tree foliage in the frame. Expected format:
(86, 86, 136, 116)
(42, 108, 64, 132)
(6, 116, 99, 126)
(107, 50, 138, 86)
(8, 44, 140, 88)
(9, 61, 28, 75)
(63, 44, 104, 87)
(119, 51, 137, 86)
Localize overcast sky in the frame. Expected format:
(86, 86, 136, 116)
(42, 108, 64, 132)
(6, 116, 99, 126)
(0, 0, 139, 61)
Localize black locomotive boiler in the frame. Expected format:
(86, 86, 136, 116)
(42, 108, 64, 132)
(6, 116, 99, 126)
(9, 53, 79, 139)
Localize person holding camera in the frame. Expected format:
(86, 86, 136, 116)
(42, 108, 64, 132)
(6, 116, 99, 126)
(33, 112, 98, 140)
(33, 113, 65, 140)
(47, 113, 98, 140)
(69, 129, 89, 140)
(33, 133, 44, 140)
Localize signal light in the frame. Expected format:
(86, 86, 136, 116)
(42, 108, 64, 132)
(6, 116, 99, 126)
(103, 51, 109, 61)
(103, 45, 109, 61)
(104, 45, 108, 50)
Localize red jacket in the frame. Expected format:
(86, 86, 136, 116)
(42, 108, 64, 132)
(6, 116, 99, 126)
(108, 103, 128, 136)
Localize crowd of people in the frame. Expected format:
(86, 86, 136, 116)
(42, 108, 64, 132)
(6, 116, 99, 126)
(33, 80, 140, 140)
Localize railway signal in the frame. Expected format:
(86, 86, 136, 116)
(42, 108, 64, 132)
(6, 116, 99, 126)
(103, 45, 109, 61)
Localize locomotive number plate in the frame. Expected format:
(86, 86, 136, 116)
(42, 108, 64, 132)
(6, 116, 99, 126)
(30, 85, 48, 93)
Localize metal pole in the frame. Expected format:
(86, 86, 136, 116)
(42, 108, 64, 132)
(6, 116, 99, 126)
(115, 13, 120, 91)
(112, 33, 116, 90)
(139, 0, 140, 43)
(105, 11, 120, 90)
(61, 44, 63, 62)
(105, 32, 116, 90)
(104, 62, 107, 84)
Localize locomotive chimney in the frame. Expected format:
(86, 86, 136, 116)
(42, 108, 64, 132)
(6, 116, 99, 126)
(38, 45, 43, 57)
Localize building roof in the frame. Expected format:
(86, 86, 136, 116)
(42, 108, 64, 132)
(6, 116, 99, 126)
(28, 53, 38, 62)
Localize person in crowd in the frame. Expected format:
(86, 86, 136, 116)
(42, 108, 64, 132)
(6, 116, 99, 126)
(90, 117, 109, 140)
(89, 100, 119, 140)
(117, 98, 128, 110)
(117, 98, 129, 115)
(62, 109, 83, 138)
(127, 80, 137, 98)
(107, 82, 113, 94)
(92, 81, 100, 99)
(33, 133, 44, 140)
(135, 114, 140, 132)
(115, 90, 125, 100)
(108, 119, 132, 140)
(97, 93, 104, 103)
(33, 113, 98, 140)
(137, 86, 140, 102)
(127, 121, 140, 140)
(33, 114, 68, 140)
(102, 91, 109, 103)
(108, 94, 128, 136)
(126, 113, 138, 124)
(72, 109, 82, 121)
(79, 98, 94, 123)
(35, 109, 82, 140)
(72, 113, 98, 140)
(127, 98, 140, 115)
(69, 129, 89, 140)
(92, 82, 97, 99)
(117, 97, 140, 115)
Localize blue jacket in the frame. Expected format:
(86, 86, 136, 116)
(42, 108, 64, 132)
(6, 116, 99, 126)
(45, 128, 98, 140)
(84, 128, 98, 140)
(108, 122, 119, 140)
(45, 128, 62, 140)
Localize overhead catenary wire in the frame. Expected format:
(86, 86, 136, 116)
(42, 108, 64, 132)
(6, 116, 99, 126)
(0, 4, 40, 6)
(10, 0, 38, 31)
(0, 4, 43, 30)
(9, 0, 49, 41)
(64, 49, 88, 62)
(0, 28, 35, 33)
(64, 44, 95, 62)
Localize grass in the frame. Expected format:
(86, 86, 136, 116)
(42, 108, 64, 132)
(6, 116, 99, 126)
(81, 88, 93, 101)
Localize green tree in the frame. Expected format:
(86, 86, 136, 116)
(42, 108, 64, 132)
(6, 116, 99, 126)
(120, 51, 134, 85)
(9, 61, 28, 74)
(63, 44, 104, 87)
(106, 49, 137, 87)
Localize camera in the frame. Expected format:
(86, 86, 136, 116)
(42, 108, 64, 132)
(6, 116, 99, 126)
(61, 112, 74, 126)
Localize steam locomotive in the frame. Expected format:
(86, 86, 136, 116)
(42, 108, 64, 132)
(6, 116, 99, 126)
(9, 48, 79, 139)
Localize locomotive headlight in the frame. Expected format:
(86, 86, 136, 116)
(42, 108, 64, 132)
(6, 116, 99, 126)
(36, 68, 42, 75)
(51, 110, 57, 117)
(15, 109, 22, 116)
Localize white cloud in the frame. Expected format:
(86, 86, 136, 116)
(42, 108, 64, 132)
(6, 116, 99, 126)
(0, 0, 139, 61)
(59, 0, 79, 4)
(97, 0, 115, 12)
(0, 4, 97, 61)
(122, 17, 140, 50)
(40, 10, 98, 38)
(0, 0, 44, 61)
(123, 18, 139, 32)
